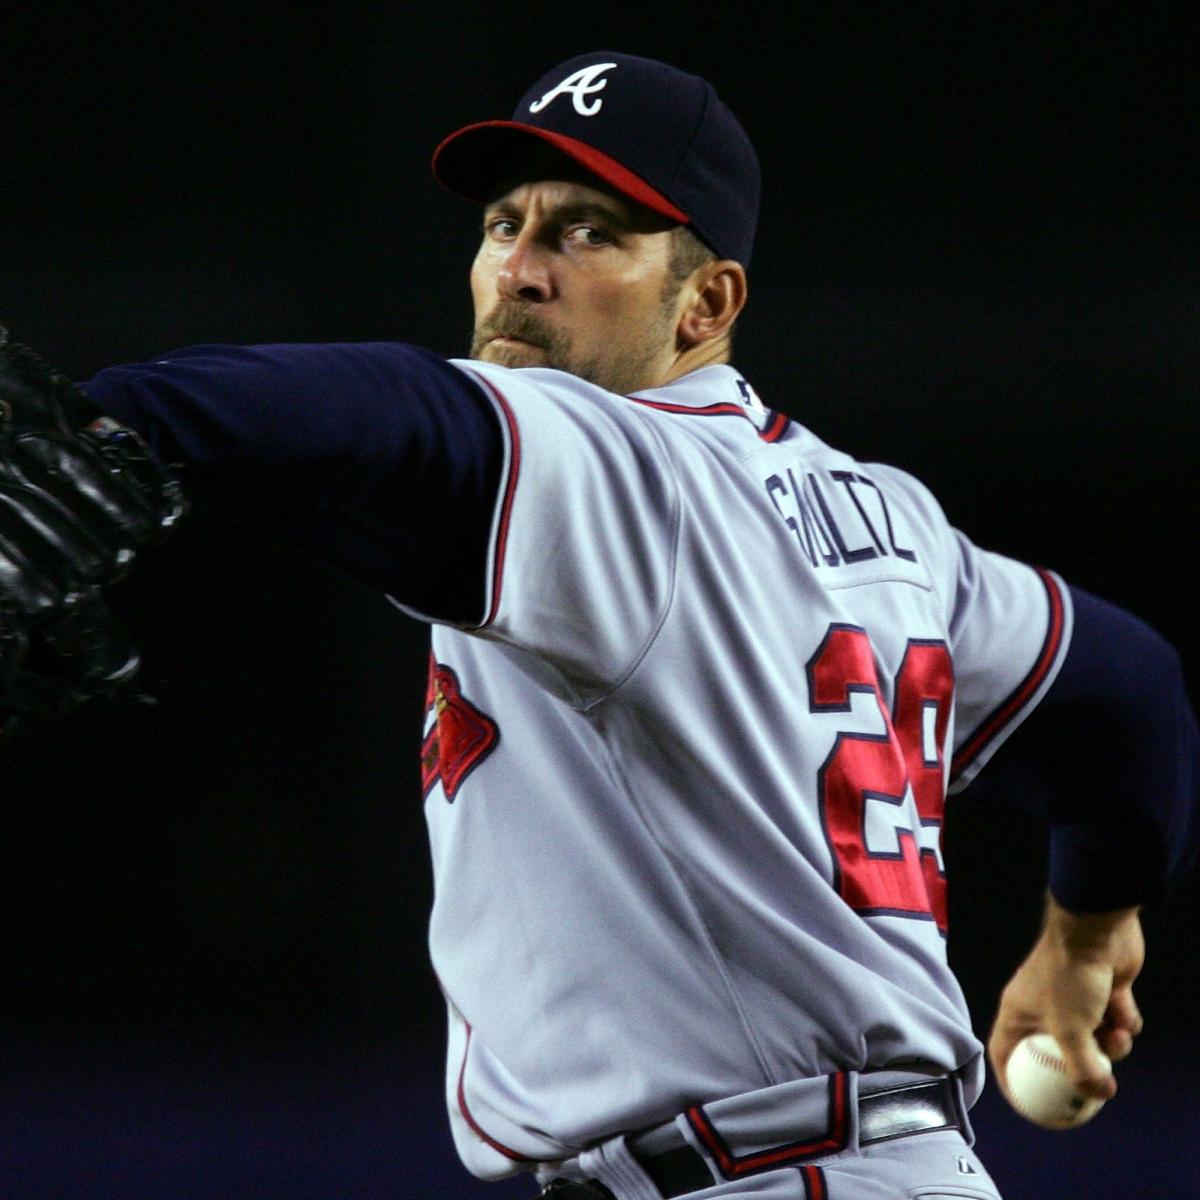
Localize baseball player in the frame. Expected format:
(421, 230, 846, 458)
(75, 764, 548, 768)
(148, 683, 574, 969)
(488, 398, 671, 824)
(1, 51, 1196, 1200)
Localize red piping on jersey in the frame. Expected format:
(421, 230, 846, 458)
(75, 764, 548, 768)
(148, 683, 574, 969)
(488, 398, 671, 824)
(950, 567, 1066, 782)
(685, 1071, 849, 1177)
(628, 396, 792, 442)
(468, 373, 522, 627)
(456, 1021, 533, 1164)
(801, 1164, 829, 1200)
(630, 398, 746, 418)
(759, 409, 791, 443)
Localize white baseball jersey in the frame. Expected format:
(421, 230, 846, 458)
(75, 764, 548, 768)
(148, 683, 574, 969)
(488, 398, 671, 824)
(403, 362, 1071, 1180)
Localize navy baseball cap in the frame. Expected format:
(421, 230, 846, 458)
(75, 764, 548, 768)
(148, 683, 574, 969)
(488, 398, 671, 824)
(432, 51, 761, 266)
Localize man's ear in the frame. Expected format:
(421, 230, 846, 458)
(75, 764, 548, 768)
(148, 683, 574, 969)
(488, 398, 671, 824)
(676, 261, 748, 349)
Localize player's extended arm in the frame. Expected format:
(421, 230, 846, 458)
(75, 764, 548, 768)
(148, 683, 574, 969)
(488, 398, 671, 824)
(83, 341, 505, 624)
(978, 585, 1197, 1101)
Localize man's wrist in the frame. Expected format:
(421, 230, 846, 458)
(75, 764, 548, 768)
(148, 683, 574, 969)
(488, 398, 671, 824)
(1043, 893, 1141, 952)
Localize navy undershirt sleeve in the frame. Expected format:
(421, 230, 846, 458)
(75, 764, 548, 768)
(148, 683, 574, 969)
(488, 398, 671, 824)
(971, 583, 1199, 910)
(84, 342, 504, 625)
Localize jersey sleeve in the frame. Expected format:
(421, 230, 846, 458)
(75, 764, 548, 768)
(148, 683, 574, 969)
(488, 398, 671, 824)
(876, 468, 1198, 909)
(945, 540, 1072, 791)
(867, 464, 1073, 791)
(435, 361, 678, 706)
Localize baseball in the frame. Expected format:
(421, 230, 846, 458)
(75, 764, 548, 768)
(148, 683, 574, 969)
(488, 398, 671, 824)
(1005, 1033, 1111, 1129)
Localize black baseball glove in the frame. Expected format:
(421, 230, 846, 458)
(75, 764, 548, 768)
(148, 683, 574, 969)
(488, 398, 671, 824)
(0, 326, 185, 735)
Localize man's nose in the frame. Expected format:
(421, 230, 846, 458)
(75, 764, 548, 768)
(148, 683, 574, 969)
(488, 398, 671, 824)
(496, 231, 553, 302)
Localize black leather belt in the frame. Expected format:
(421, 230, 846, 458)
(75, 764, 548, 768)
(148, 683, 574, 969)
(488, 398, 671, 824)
(633, 1077, 960, 1199)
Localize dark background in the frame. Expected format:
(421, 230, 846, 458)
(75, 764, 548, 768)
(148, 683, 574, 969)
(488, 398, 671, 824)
(2, 6, 1197, 1197)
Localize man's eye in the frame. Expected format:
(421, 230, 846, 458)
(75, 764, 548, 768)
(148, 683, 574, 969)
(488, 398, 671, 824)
(567, 225, 612, 247)
(485, 218, 518, 239)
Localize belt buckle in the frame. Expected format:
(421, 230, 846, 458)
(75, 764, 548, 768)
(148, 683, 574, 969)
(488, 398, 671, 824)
(858, 1077, 957, 1145)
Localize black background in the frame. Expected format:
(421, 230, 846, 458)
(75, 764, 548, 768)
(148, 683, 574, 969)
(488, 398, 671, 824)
(2, 6, 1197, 1197)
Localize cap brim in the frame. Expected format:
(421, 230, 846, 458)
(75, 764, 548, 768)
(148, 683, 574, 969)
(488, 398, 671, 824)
(431, 121, 690, 225)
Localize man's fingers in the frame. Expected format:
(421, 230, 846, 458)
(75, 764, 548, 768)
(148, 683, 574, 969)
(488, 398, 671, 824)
(1098, 989, 1142, 1062)
(986, 1011, 1037, 1097)
(986, 1032, 1012, 1093)
(1107, 988, 1143, 1036)
(1098, 1025, 1134, 1062)
(1054, 1028, 1117, 1100)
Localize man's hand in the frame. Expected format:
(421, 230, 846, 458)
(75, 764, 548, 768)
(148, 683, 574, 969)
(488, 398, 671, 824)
(0, 326, 184, 734)
(988, 894, 1144, 1106)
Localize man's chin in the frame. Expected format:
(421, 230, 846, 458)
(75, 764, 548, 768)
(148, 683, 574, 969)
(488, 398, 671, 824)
(476, 338, 552, 370)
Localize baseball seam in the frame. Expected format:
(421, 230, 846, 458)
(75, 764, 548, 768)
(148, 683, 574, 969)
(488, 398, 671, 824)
(1025, 1044, 1068, 1074)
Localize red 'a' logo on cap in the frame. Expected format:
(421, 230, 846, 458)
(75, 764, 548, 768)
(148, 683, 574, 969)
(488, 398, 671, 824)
(421, 657, 500, 802)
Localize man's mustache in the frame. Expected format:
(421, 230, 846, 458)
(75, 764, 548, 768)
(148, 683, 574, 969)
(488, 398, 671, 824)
(474, 305, 565, 353)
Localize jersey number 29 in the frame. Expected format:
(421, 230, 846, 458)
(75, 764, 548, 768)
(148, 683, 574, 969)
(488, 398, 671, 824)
(808, 624, 953, 934)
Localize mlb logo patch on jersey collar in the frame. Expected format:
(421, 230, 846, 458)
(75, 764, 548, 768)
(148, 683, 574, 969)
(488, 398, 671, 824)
(626, 366, 790, 443)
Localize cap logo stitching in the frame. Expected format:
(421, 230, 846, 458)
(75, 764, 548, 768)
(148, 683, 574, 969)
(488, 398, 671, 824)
(528, 62, 618, 117)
